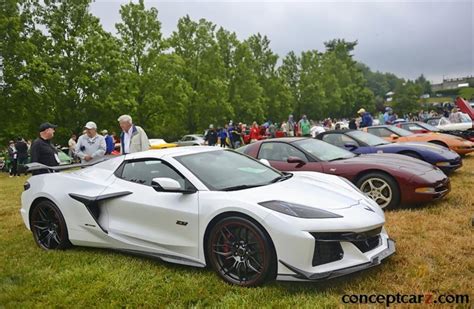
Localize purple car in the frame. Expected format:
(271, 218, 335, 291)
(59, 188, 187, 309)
(316, 130, 462, 174)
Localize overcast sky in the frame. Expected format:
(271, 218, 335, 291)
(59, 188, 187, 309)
(90, 0, 473, 83)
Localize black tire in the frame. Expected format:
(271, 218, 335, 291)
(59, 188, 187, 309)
(428, 140, 449, 149)
(206, 216, 276, 286)
(30, 200, 71, 250)
(356, 172, 400, 210)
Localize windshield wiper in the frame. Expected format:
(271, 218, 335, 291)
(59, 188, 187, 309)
(269, 173, 293, 183)
(220, 184, 264, 191)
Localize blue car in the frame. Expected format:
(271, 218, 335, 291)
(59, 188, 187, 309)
(316, 130, 462, 174)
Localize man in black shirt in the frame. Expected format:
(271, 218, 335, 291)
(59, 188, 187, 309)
(30, 123, 60, 175)
(204, 124, 218, 146)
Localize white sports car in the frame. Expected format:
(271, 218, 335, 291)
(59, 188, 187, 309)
(21, 147, 395, 286)
(426, 114, 473, 131)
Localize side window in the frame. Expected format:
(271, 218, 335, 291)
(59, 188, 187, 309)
(322, 134, 357, 148)
(367, 128, 380, 137)
(379, 128, 395, 137)
(258, 143, 307, 162)
(322, 134, 342, 146)
(119, 159, 189, 190)
(369, 128, 393, 138)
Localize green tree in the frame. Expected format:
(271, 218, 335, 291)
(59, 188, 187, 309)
(246, 34, 292, 123)
(279, 51, 300, 110)
(0, 0, 50, 143)
(20, 0, 132, 142)
(392, 81, 422, 115)
(170, 16, 232, 132)
(116, 0, 167, 133)
(415, 74, 432, 95)
(228, 41, 264, 123)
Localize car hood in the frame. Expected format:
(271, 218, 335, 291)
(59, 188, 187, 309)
(343, 153, 435, 173)
(228, 172, 372, 211)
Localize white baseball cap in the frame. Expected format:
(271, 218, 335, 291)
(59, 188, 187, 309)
(84, 121, 97, 129)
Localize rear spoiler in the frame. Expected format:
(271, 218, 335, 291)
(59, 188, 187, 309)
(26, 157, 110, 173)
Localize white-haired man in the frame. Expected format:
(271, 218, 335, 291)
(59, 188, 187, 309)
(118, 115, 150, 154)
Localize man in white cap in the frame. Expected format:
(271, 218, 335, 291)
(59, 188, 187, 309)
(117, 115, 149, 154)
(75, 121, 106, 163)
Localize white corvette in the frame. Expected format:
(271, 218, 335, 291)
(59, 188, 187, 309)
(21, 147, 395, 286)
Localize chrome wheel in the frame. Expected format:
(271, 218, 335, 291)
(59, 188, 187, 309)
(360, 178, 392, 208)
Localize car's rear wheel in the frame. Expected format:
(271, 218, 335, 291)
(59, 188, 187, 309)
(30, 200, 71, 250)
(356, 172, 400, 209)
(207, 216, 276, 286)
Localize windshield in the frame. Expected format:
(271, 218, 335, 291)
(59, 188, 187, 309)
(460, 113, 472, 123)
(293, 139, 355, 161)
(346, 130, 389, 146)
(387, 126, 413, 137)
(418, 122, 440, 132)
(175, 150, 283, 191)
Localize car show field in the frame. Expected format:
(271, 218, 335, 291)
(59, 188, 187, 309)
(0, 154, 472, 307)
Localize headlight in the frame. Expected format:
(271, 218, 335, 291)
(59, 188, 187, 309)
(435, 162, 451, 167)
(415, 187, 436, 193)
(258, 200, 343, 219)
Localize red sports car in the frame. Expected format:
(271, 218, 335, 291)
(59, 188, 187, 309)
(237, 138, 450, 209)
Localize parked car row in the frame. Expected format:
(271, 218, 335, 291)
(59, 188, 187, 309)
(361, 125, 474, 155)
(19, 105, 473, 287)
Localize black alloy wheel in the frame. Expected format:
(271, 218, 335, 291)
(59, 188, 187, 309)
(207, 216, 276, 286)
(30, 200, 71, 250)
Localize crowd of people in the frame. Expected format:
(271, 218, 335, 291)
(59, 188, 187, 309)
(2, 114, 150, 176)
(203, 104, 469, 149)
(2, 104, 469, 176)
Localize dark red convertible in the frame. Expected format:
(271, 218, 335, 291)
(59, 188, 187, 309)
(237, 138, 450, 209)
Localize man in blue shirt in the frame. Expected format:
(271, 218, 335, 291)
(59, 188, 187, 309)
(357, 108, 373, 128)
(102, 130, 115, 155)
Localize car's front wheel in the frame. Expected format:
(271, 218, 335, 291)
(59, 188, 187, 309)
(206, 216, 276, 286)
(30, 200, 71, 250)
(356, 172, 400, 209)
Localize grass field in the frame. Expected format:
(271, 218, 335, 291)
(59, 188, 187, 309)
(1, 156, 473, 307)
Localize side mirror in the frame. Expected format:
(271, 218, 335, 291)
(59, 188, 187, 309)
(151, 177, 196, 194)
(344, 143, 358, 151)
(287, 156, 306, 167)
(259, 159, 271, 166)
(390, 134, 399, 140)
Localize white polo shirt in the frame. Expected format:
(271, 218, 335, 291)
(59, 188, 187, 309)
(123, 126, 134, 154)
